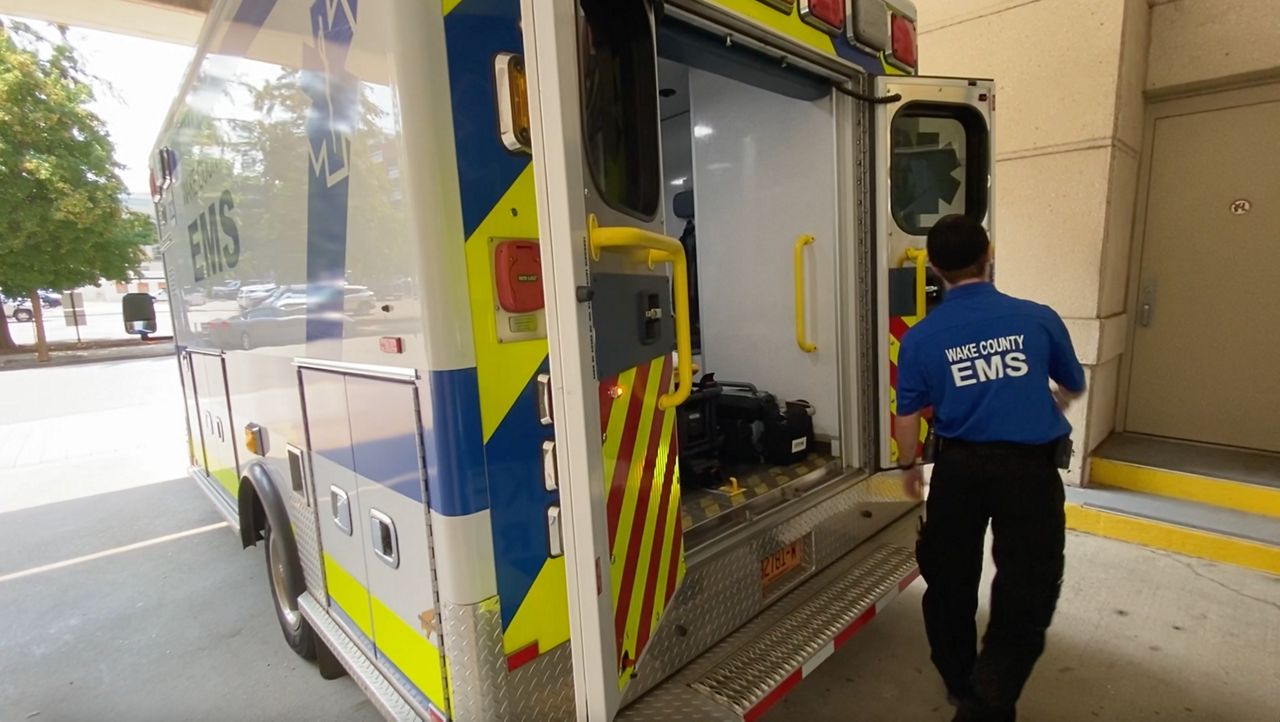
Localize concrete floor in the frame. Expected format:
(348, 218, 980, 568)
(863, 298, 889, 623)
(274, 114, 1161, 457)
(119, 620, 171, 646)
(1, 358, 1277, 722)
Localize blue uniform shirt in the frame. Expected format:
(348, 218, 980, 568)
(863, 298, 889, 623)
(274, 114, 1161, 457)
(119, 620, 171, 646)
(897, 282, 1086, 444)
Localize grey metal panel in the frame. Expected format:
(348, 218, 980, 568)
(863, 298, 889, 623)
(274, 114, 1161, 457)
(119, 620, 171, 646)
(1066, 486, 1280, 546)
(441, 598, 575, 722)
(591, 272, 675, 380)
(1094, 432, 1280, 490)
(620, 473, 918, 705)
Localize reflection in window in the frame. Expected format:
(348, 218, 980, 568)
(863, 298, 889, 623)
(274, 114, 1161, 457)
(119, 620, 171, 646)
(890, 104, 988, 235)
(579, 0, 661, 220)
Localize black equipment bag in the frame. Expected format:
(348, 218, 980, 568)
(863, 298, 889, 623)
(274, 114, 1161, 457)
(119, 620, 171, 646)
(713, 380, 773, 466)
(676, 380, 724, 488)
(761, 400, 815, 466)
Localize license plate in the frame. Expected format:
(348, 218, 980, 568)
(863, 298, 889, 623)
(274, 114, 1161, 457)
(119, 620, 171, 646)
(760, 539, 803, 588)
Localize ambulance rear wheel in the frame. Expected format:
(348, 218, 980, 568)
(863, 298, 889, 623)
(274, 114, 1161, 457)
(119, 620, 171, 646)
(264, 518, 317, 660)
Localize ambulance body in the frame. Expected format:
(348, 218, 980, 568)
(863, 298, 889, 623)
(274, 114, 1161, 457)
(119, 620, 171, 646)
(149, 0, 993, 719)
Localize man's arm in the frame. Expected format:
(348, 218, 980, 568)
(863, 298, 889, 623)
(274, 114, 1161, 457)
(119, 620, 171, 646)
(894, 412, 923, 466)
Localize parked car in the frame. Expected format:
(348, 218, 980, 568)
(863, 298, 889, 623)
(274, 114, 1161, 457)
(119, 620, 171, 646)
(36, 290, 61, 308)
(3, 297, 34, 322)
(210, 280, 243, 300)
(237, 283, 279, 309)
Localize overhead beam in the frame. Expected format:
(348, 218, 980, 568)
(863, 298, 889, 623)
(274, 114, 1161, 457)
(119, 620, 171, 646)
(0, 0, 209, 45)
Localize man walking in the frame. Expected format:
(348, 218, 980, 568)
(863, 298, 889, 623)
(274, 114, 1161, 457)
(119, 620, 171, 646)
(893, 214, 1086, 722)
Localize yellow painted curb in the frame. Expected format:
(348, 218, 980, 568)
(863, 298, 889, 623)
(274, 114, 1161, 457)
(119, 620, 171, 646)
(1090, 457, 1280, 519)
(1065, 504, 1280, 576)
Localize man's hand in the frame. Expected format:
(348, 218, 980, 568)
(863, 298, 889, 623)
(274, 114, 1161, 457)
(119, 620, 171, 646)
(1052, 384, 1084, 411)
(901, 464, 924, 501)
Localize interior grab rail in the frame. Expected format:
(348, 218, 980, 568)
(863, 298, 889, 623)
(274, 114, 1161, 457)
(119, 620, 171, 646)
(588, 214, 693, 409)
(794, 234, 817, 353)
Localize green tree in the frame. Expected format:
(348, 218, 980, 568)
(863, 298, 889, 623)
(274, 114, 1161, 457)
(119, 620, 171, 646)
(0, 21, 151, 359)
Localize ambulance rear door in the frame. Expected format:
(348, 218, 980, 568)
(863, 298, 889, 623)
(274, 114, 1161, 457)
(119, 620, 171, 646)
(521, 0, 683, 718)
(873, 76, 995, 467)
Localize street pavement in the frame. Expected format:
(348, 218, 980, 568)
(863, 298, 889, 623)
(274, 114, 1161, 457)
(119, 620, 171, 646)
(1, 358, 1276, 721)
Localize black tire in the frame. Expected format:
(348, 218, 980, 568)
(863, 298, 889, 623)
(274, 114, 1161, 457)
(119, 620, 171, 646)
(13, 308, 32, 322)
(264, 518, 317, 660)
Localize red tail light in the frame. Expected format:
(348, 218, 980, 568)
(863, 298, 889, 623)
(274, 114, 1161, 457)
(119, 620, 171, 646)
(891, 14, 918, 69)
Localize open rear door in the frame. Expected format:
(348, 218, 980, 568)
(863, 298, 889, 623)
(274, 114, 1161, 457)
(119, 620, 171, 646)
(874, 76, 995, 467)
(522, 1, 686, 718)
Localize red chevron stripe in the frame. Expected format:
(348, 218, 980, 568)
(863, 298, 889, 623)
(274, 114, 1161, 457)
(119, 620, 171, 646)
(613, 356, 672, 661)
(634, 432, 677, 658)
(662, 436, 684, 607)
(606, 362, 652, 542)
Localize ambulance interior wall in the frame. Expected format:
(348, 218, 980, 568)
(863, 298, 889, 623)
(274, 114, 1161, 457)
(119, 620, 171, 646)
(684, 68, 841, 437)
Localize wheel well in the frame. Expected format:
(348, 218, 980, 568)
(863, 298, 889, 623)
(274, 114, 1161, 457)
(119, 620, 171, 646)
(238, 477, 268, 548)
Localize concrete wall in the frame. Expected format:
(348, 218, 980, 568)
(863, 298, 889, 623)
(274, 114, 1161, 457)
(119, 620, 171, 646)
(913, 0, 1149, 482)
(1148, 0, 1280, 95)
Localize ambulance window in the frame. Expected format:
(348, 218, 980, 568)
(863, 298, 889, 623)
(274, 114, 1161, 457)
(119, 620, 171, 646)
(889, 103, 989, 236)
(579, 0, 661, 220)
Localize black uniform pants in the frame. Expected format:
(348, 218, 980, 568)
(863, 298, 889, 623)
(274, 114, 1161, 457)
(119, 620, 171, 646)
(916, 439, 1066, 721)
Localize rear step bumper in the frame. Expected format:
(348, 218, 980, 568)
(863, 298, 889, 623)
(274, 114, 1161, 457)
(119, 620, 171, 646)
(619, 512, 921, 721)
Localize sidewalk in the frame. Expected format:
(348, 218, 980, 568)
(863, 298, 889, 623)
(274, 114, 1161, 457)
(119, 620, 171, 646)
(0, 340, 175, 371)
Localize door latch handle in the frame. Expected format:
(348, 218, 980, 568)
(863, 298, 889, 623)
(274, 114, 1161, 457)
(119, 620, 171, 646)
(1139, 303, 1153, 327)
(536, 372, 553, 426)
(369, 509, 399, 569)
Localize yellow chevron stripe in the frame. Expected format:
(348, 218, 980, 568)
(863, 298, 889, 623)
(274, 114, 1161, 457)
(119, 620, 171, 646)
(611, 358, 664, 603)
(463, 166, 547, 442)
(503, 558, 570, 655)
(706, 0, 838, 57)
(370, 593, 449, 712)
(622, 399, 677, 660)
(442, 0, 463, 16)
(603, 366, 638, 482)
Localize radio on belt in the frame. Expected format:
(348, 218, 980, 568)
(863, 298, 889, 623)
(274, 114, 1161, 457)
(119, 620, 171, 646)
(494, 240, 544, 313)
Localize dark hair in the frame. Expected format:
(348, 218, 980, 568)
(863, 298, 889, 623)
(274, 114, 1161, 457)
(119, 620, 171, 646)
(927, 214, 990, 284)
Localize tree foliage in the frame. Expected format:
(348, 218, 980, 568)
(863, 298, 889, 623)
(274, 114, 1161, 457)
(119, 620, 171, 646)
(0, 21, 152, 351)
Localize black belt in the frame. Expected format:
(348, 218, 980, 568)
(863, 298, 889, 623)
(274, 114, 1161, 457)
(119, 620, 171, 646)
(933, 436, 1072, 469)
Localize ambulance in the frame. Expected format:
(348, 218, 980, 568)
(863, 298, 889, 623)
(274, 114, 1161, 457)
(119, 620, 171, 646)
(143, 0, 994, 719)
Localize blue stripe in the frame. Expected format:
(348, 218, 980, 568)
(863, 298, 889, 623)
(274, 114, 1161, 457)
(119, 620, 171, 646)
(443, 0, 530, 239)
(484, 359, 556, 628)
(302, 0, 359, 343)
(833, 34, 890, 75)
(424, 368, 490, 516)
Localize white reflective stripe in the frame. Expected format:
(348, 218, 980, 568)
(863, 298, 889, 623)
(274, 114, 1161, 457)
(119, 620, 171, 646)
(802, 641, 836, 678)
(0, 522, 228, 584)
(430, 509, 498, 605)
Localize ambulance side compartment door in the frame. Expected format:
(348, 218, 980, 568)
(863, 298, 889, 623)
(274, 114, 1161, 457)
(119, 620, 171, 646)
(873, 76, 995, 468)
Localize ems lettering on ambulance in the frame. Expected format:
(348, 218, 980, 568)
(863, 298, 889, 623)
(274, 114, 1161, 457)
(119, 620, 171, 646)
(944, 334, 1028, 388)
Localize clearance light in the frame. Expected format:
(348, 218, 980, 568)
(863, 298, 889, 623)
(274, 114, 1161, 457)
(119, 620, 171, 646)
(889, 14, 918, 70)
(495, 53, 532, 153)
(245, 423, 266, 456)
(800, 0, 846, 35)
(693, 124, 714, 139)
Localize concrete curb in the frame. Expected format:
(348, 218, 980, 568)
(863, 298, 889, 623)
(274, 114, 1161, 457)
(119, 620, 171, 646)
(0, 343, 175, 371)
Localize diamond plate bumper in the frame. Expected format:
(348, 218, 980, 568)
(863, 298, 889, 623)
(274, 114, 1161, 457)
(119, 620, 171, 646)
(618, 511, 920, 721)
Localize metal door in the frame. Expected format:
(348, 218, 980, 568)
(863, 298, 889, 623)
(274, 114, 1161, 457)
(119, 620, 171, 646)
(1126, 93, 1280, 453)
(873, 75, 996, 467)
(521, 1, 686, 717)
(179, 350, 209, 473)
(190, 351, 240, 498)
(300, 366, 449, 716)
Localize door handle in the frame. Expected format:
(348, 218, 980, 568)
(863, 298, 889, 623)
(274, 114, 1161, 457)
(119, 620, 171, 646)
(1138, 282, 1157, 327)
(903, 247, 929, 318)
(330, 486, 352, 536)
(546, 505, 563, 558)
(588, 214, 692, 409)
(536, 372, 553, 426)
(369, 509, 399, 569)
(542, 440, 558, 491)
(794, 234, 817, 353)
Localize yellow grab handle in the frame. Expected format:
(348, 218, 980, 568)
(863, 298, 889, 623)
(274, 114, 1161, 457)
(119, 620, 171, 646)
(588, 214, 692, 409)
(903, 247, 928, 318)
(793, 234, 817, 353)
